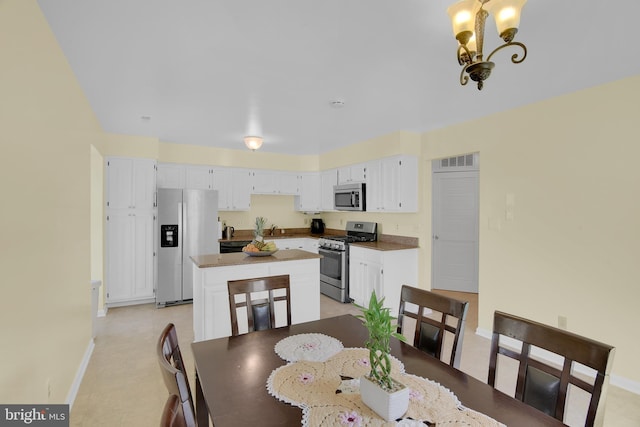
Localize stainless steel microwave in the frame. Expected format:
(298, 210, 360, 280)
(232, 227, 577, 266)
(334, 182, 366, 211)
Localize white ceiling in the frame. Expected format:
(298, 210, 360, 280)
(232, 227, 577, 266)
(37, 0, 640, 155)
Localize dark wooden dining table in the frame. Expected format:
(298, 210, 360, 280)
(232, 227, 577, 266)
(191, 314, 566, 426)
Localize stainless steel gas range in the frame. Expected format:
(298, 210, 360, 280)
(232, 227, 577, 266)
(318, 221, 377, 303)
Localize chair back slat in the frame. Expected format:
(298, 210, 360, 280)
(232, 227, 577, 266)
(228, 275, 291, 336)
(396, 285, 469, 368)
(488, 311, 615, 427)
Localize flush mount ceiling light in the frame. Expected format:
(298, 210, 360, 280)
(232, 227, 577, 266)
(447, 0, 527, 90)
(244, 136, 263, 151)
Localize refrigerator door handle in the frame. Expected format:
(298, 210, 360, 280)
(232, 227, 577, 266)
(178, 202, 184, 253)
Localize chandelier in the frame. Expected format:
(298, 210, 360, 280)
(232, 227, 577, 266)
(447, 0, 527, 90)
(244, 136, 263, 151)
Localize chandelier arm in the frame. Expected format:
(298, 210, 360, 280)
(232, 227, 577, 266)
(486, 41, 527, 64)
(456, 44, 473, 66)
(460, 65, 470, 86)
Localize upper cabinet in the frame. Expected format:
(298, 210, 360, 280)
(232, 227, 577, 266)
(295, 172, 321, 212)
(337, 163, 367, 184)
(156, 155, 417, 213)
(211, 168, 232, 210)
(157, 163, 252, 211)
(320, 169, 337, 211)
(211, 167, 251, 211)
(106, 157, 157, 211)
(156, 163, 185, 189)
(185, 165, 213, 190)
(251, 170, 299, 195)
(230, 168, 252, 211)
(366, 155, 418, 213)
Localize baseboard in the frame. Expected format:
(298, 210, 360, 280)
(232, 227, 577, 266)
(65, 339, 95, 408)
(475, 327, 640, 396)
(106, 297, 155, 308)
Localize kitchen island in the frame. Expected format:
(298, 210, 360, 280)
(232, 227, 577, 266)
(191, 249, 322, 341)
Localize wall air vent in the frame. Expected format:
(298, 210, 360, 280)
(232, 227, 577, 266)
(433, 152, 479, 172)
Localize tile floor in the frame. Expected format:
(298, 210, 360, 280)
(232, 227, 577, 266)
(70, 292, 640, 426)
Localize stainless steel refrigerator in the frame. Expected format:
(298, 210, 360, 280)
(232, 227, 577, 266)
(156, 189, 219, 307)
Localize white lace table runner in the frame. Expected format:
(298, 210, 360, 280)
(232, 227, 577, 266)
(274, 333, 344, 362)
(267, 347, 505, 427)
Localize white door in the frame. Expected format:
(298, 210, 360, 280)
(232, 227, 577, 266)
(432, 161, 479, 293)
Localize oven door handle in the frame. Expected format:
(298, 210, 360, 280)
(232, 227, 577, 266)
(319, 247, 344, 255)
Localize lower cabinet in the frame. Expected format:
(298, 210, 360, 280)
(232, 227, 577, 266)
(193, 259, 320, 341)
(105, 211, 155, 304)
(270, 238, 319, 254)
(349, 246, 418, 316)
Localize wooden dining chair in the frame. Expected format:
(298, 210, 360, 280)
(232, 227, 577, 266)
(227, 274, 291, 336)
(157, 323, 196, 427)
(488, 311, 615, 427)
(396, 285, 469, 368)
(160, 394, 189, 427)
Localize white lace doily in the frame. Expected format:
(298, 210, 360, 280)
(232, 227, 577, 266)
(274, 333, 344, 362)
(267, 347, 505, 427)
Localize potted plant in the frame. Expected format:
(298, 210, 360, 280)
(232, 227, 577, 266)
(356, 291, 410, 421)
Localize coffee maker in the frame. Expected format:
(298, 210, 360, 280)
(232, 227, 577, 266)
(310, 218, 324, 234)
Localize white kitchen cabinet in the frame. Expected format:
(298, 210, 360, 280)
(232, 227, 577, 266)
(320, 169, 337, 211)
(366, 155, 418, 213)
(106, 157, 156, 211)
(251, 169, 279, 194)
(349, 245, 418, 315)
(211, 167, 251, 211)
(231, 168, 252, 210)
(349, 251, 383, 308)
(279, 172, 300, 195)
(157, 163, 186, 189)
(105, 157, 157, 305)
(271, 238, 318, 254)
(193, 258, 320, 341)
(106, 211, 155, 304)
(275, 238, 306, 251)
(211, 168, 232, 210)
(185, 165, 213, 190)
(337, 163, 367, 184)
(251, 170, 299, 195)
(304, 239, 319, 254)
(295, 172, 321, 212)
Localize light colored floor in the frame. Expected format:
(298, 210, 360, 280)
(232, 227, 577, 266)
(71, 293, 640, 426)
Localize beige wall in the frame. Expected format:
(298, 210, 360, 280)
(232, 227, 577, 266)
(0, 0, 103, 403)
(423, 75, 640, 384)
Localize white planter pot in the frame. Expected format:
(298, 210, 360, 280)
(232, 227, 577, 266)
(360, 375, 410, 422)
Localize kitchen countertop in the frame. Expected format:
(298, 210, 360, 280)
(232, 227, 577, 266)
(191, 249, 321, 268)
(352, 241, 419, 251)
(219, 234, 324, 242)
(218, 230, 419, 251)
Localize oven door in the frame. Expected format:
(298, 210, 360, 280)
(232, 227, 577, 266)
(319, 247, 346, 288)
